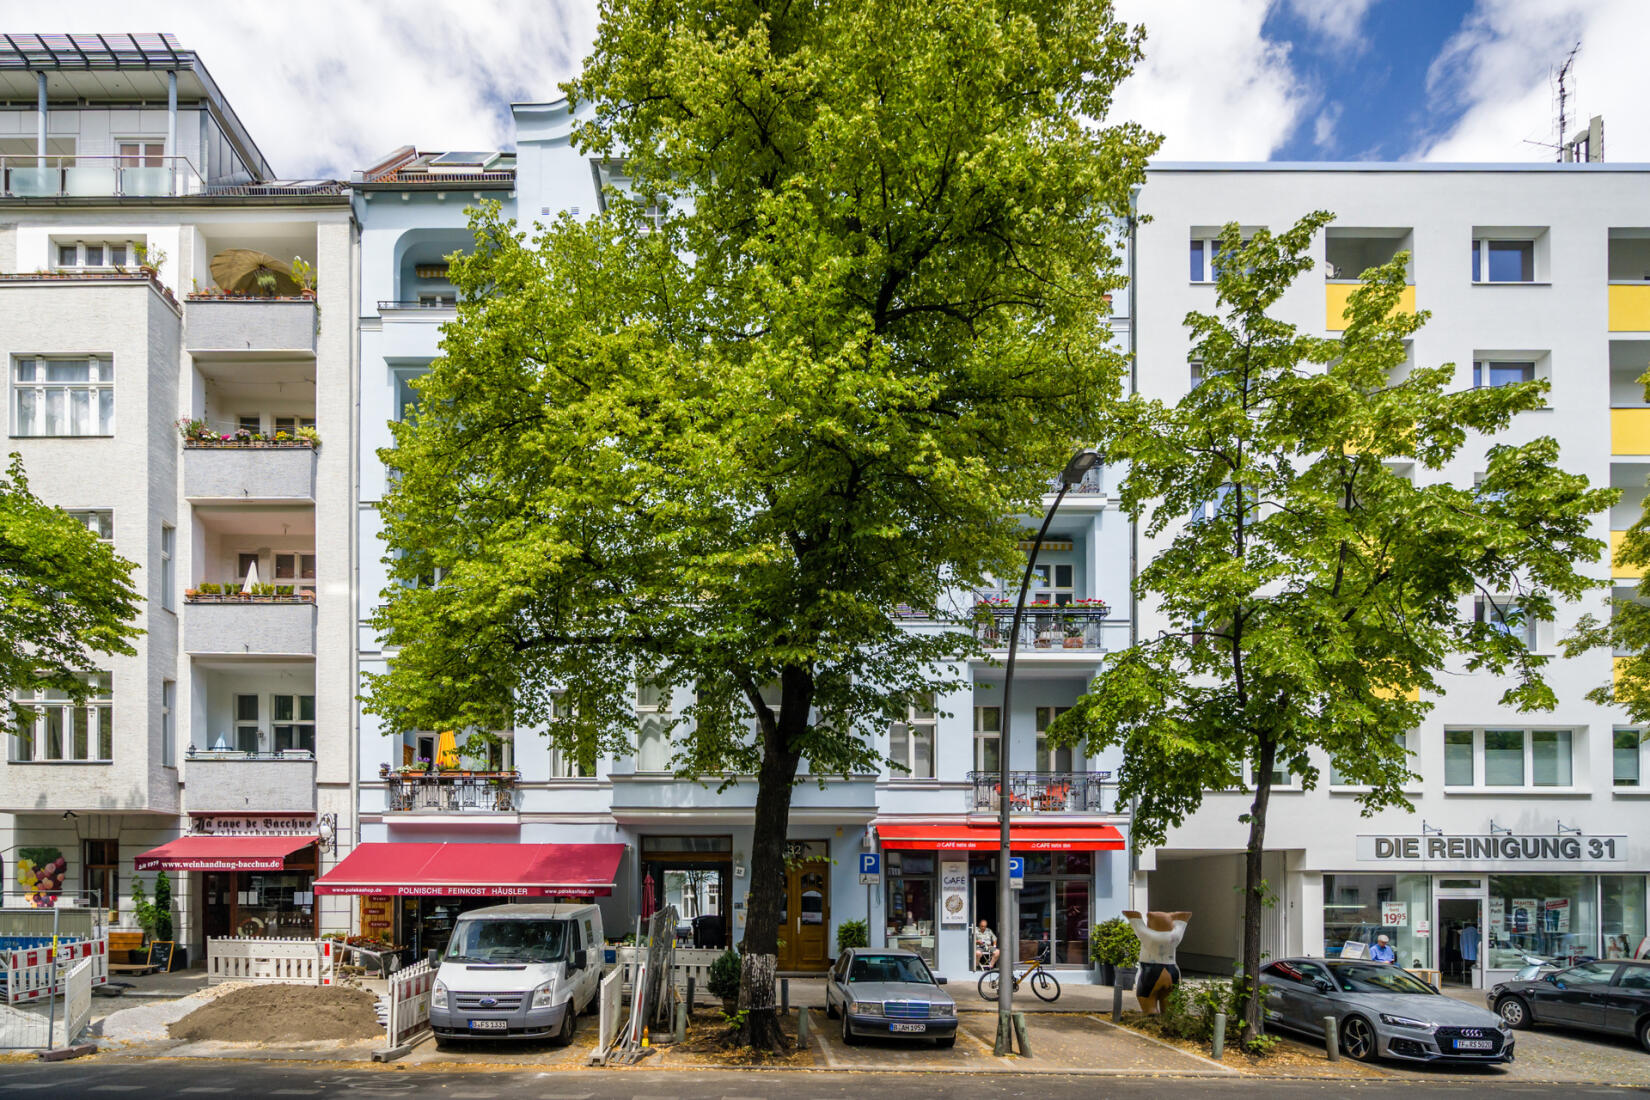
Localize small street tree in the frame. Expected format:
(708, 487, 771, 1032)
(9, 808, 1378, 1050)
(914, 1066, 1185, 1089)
(1049, 213, 1612, 1044)
(0, 453, 143, 745)
(363, 0, 1157, 1049)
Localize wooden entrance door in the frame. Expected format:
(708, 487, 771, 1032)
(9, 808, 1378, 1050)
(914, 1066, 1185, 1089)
(778, 857, 831, 971)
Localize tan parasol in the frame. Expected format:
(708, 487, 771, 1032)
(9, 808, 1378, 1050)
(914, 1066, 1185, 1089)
(210, 249, 301, 296)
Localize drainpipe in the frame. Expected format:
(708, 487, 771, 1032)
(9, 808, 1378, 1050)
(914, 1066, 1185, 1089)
(35, 72, 46, 168)
(1126, 182, 1142, 910)
(166, 71, 178, 195)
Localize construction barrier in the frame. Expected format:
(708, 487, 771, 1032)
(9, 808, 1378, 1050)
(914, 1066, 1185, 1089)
(2, 938, 107, 1004)
(590, 966, 623, 1064)
(612, 946, 720, 995)
(60, 956, 92, 1047)
(207, 937, 336, 985)
(384, 959, 433, 1048)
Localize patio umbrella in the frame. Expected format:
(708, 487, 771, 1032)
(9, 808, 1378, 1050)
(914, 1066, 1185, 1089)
(640, 871, 657, 922)
(435, 730, 460, 771)
(210, 248, 301, 296)
(241, 558, 259, 594)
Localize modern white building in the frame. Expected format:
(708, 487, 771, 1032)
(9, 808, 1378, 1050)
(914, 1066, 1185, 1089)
(0, 34, 357, 958)
(1132, 163, 1650, 988)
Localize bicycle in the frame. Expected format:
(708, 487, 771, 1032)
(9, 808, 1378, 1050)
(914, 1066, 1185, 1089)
(978, 941, 1061, 1003)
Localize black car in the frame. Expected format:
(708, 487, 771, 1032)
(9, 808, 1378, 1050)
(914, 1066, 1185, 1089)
(1490, 958, 1650, 1050)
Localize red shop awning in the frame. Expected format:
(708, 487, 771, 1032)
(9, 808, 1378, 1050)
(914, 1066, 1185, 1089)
(135, 834, 317, 872)
(876, 823, 1126, 852)
(313, 842, 625, 898)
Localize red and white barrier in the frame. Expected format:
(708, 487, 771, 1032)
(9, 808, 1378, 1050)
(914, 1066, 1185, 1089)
(4, 938, 108, 1004)
(385, 959, 433, 1048)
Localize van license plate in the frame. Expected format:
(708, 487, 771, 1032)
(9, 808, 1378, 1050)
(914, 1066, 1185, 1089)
(890, 1022, 926, 1033)
(469, 1019, 508, 1031)
(1453, 1039, 1492, 1050)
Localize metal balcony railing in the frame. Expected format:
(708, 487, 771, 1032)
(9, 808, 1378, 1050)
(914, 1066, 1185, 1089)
(1045, 466, 1103, 495)
(974, 604, 1111, 649)
(968, 771, 1116, 814)
(386, 771, 519, 812)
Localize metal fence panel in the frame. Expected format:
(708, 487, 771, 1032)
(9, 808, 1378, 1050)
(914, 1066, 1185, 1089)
(60, 957, 92, 1047)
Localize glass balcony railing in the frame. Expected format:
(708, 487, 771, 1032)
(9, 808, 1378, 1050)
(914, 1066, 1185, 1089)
(1612, 530, 1643, 580)
(1, 155, 204, 198)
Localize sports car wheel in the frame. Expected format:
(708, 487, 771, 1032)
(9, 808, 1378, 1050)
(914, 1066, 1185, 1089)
(1340, 1015, 1378, 1062)
(1496, 995, 1531, 1030)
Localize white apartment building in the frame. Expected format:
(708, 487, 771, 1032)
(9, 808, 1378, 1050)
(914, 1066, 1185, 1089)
(0, 34, 357, 958)
(1132, 163, 1650, 988)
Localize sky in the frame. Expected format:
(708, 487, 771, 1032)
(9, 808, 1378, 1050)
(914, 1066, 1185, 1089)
(5, 0, 1646, 179)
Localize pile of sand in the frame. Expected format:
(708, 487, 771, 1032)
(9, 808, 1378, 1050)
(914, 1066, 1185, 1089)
(167, 984, 380, 1043)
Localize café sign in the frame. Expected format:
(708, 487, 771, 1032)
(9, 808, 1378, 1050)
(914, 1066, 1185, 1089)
(1357, 833, 1626, 866)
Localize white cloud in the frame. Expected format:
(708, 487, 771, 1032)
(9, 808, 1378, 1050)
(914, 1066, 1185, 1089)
(1313, 103, 1343, 150)
(1282, 0, 1377, 50)
(1111, 0, 1309, 160)
(11, 2, 601, 178)
(1420, 0, 1650, 162)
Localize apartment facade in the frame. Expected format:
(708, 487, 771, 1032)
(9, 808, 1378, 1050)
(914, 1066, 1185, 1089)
(1133, 163, 1650, 988)
(0, 35, 356, 955)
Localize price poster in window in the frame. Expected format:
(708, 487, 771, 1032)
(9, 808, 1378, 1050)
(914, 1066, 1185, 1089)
(1544, 897, 1571, 933)
(1381, 901, 1408, 927)
(1511, 898, 1538, 934)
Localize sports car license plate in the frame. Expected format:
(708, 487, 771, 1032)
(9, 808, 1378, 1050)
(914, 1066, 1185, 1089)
(468, 1019, 508, 1031)
(1452, 1039, 1492, 1050)
(890, 1022, 927, 1033)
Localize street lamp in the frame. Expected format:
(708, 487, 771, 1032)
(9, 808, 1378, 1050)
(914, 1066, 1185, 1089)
(995, 448, 1101, 1056)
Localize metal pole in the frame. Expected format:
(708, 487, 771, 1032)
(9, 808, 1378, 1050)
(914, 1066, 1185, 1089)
(35, 72, 46, 168)
(166, 71, 178, 196)
(996, 482, 1069, 1056)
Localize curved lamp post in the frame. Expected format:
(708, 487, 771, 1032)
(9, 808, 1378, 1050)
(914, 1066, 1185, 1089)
(995, 448, 1101, 1056)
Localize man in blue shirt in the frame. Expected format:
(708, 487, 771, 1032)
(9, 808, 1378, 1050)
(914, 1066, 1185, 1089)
(1369, 934, 1396, 963)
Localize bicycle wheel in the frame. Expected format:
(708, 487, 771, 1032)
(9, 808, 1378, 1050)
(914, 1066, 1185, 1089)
(1030, 969, 1060, 1003)
(978, 970, 1002, 1002)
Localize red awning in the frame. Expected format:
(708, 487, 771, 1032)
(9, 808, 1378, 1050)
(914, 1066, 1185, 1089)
(876, 823, 1125, 852)
(135, 834, 317, 872)
(313, 842, 625, 898)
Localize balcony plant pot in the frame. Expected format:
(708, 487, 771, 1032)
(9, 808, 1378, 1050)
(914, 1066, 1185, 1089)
(1062, 634, 1084, 649)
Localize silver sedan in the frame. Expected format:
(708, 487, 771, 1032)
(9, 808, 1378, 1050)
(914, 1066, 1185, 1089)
(1260, 957, 1515, 1064)
(823, 948, 958, 1048)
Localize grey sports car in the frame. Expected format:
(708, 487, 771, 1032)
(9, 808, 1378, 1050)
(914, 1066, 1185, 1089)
(823, 948, 958, 1048)
(1260, 958, 1515, 1064)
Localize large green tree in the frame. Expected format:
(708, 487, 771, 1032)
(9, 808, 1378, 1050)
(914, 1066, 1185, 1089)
(1049, 214, 1612, 1043)
(363, 0, 1156, 1048)
(0, 453, 143, 743)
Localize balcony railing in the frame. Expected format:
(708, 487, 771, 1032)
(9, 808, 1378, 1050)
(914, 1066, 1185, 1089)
(968, 771, 1116, 814)
(1, 155, 205, 198)
(377, 300, 457, 311)
(1045, 466, 1103, 495)
(974, 604, 1111, 650)
(386, 771, 519, 813)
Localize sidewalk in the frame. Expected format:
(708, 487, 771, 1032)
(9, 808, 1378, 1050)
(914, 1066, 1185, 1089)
(774, 974, 1137, 1013)
(101, 964, 211, 999)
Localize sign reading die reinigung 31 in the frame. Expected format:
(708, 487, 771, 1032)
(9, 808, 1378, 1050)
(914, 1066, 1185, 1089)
(1357, 834, 1627, 867)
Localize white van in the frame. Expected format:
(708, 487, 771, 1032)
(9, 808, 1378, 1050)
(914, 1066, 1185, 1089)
(428, 902, 604, 1047)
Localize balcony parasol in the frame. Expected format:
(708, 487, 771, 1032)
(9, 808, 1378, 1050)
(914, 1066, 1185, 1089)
(210, 249, 301, 296)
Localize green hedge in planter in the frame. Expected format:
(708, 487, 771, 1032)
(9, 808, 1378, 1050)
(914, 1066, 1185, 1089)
(1090, 916, 1139, 967)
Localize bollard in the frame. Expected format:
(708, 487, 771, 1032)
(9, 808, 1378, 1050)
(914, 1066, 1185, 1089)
(798, 1007, 810, 1044)
(781, 977, 790, 1015)
(1111, 981, 1123, 1022)
(1323, 1016, 1340, 1062)
(1211, 1012, 1226, 1060)
(1012, 1010, 1032, 1058)
(994, 1013, 1013, 1056)
(687, 976, 696, 1014)
(675, 997, 687, 1043)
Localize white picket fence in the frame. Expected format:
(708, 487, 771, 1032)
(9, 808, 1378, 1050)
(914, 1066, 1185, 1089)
(384, 959, 434, 1048)
(612, 946, 721, 995)
(590, 966, 623, 1064)
(3, 938, 108, 1004)
(61, 957, 92, 1047)
(206, 937, 336, 985)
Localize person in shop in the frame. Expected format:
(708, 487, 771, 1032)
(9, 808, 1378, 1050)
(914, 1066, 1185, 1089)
(975, 918, 999, 971)
(1369, 934, 1396, 963)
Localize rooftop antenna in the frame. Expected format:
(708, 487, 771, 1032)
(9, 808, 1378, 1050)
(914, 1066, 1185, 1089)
(1522, 42, 1581, 161)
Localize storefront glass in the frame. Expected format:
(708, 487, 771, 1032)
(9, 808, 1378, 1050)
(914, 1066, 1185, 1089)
(1487, 874, 1598, 968)
(203, 869, 317, 939)
(1602, 875, 1647, 959)
(886, 851, 937, 964)
(968, 852, 1093, 967)
(1322, 873, 1432, 967)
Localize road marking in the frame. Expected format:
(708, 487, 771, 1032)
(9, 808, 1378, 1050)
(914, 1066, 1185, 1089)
(179, 1091, 232, 1096)
(1, 1086, 57, 1092)
(87, 1089, 144, 1094)
(270, 1092, 321, 1097)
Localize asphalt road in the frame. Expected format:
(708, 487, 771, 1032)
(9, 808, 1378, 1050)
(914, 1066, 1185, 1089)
(0, 1064, 1641, 1099)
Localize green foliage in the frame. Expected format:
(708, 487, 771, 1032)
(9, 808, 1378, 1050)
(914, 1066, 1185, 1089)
(835, 919, 869, 953)
(708, 948, 743, 1002)
(0, 454, 143, 746)
(1089, 916, 1138, 967)
(153, 871, 173, 942)
(131, 876, 160, 942)
(1154, 979, 1238, 1042)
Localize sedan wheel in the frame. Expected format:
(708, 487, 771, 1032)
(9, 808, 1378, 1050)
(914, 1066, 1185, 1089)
(1638, 1017, 1650, 1054)
(1495, 995, 1531, 1030)
(1339, 1015, 1378, 1062)
(825, 995, 839, 1020)
(841, 1008, 859, 1046)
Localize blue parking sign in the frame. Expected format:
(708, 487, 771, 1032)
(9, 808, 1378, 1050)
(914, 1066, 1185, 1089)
(859, 852, 881, 885)
(1008, 856, 1025, 891)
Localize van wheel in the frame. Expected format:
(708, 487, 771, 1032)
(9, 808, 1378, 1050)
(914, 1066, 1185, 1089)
(433, 1037, 453, 1052)
(554, 1006, 577, 1046)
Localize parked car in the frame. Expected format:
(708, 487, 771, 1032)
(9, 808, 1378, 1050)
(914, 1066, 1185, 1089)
(1490, 957, 1650, 1050)
(824, 947, 957, 1048)
(1259, 958, 1514, 1064)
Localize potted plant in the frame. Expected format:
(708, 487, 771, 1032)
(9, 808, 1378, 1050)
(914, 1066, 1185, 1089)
(835, 918, 869, 960)
(707, 947, 743, 1017)
(1090, 916, 1139, 988)
(290, 256, 317, 299)
(1061, 615, 1085, 648)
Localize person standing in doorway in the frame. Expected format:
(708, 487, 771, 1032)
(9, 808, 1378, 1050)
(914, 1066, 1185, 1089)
(1369, 934, 1396, 963)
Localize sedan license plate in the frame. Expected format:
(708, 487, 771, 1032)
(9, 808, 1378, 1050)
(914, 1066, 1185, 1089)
(468, 1019, 508, 1031)
(1452, 1039, 1492, 1051)
(890, 1022, 927, 1033)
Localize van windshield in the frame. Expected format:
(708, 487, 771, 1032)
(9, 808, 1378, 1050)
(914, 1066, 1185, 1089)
(445, 919, 569, 964)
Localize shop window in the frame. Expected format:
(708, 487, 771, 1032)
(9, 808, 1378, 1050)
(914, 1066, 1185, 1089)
(1603, 875, 1647, 960)
(1322, 873, 1433, 969)
(973, 706, 1001, 773)
(84, 839, 119, 916)
(885, 851, 937, 965)
(1487, 874, 1598, 969)
(890, 696, 935, 779)
(1616, 729, 1644, 787)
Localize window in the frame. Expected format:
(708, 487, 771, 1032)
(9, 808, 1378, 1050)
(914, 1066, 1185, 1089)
(234, 693, 260, 753)
(1485, 729, 1525, 785)
(13, 357, 114, 437)
(9, 674, 112, 762)
(272, 694, 315, 754)
(1472, 360, 1535, 389)
(273, 553, 317, 593)
(52, 241, 134, 270)
(272, 415, 316, 436)
(160, 525, 174, 611)
(890, 695, 936, 779)
(236, 553, 260, 585)
(1189, 237, 1228, 282)
(548, 692, 594, 778)
(237, 413, 261, 433)
(1445, 729, 1475, 786)
(69, 510, 113, 543)
(1445, 728, 1574, 789)
(84, 839, 119, 915)
(392, 368, 428, 423)
(973, 705, 1001, 773)
(417, 292, 457, 308)
(1035, 706, 1072, 772)
(1472, 238, 1535, 283)
(1615, 729, 1643, 787)
(1476, 595, 1536, 648)
(1330, 731, 1414, 786)
(161, 680, 175, 767)
(1189, 361, 1203, 389)
(1026, 562, 1074, 606)
(118, 141, 164, 168)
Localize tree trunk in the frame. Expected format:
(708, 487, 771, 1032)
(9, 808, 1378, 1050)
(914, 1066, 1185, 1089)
(1239, 734, 1276, 1044)
(736, 664, 810, 1051)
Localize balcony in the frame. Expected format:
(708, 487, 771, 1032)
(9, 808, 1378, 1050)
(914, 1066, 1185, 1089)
(185, 296, 316, 357)
(185, 596, 316, 657)
(183, 442, 316, 503)
(0, 154, 203, 198)
(183, 750, 317, 814)
(1044, 467, 1104, 496)
(968, 771, 1117, 814)
(1612, 531, 1643, 580)
(1613, 409, 1650, 456)
(1325, 282, 1415, 332)
(385, 771, 519, 813)
(974, 603, 1112, 651)
(1610, 285, 1650, 333)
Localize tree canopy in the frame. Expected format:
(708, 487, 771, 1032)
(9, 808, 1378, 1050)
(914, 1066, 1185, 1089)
(364, 0, 1158, 1048)
(1050, 212, 1612, 1041)
(0, 453, 143, 741)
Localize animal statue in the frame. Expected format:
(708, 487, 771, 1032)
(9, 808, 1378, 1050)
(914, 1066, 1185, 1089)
(1124, 909, 1191, 1014)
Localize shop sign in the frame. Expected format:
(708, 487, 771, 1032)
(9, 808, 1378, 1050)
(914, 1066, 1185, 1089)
(1356, 833, 1626, 866)
(1415, 919, 1431, 938)
(192, 814, 318, 836)
(1380, 901, 1407, 927)
(359, 895, 395, 936)
(940, 861, 968, 925)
